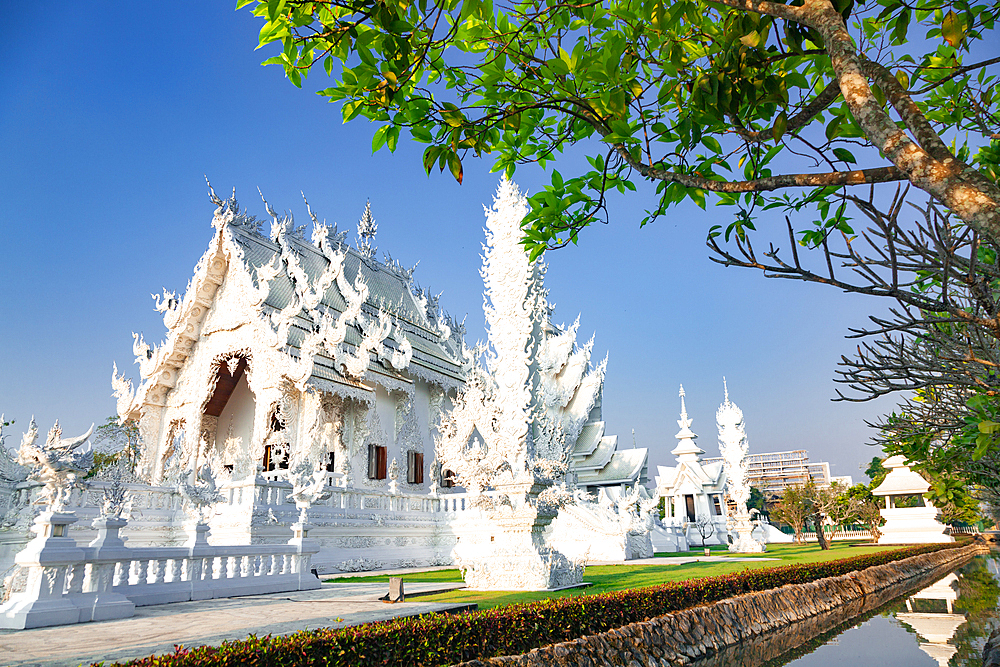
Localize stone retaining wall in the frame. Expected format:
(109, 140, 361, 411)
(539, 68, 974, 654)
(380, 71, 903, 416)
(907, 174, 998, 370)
(985, 629, 1000, 667)
(456, 543, 987, 667)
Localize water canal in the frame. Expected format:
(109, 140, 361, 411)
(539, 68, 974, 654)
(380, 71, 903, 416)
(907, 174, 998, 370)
(691, 553, 1000, 667)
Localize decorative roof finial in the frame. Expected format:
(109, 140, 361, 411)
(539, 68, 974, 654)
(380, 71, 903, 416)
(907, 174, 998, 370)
(357, 200, 377, 259)
(673, 383, 703, 461)
(723, 376, 729, 403)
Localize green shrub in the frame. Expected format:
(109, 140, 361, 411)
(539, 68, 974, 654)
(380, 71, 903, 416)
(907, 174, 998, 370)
(100, 541, 965, 667)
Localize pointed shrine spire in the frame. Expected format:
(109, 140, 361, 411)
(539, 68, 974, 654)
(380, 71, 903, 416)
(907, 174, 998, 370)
(357, 200, 377, 259)
(672, 383, 704, 462)
(723, 376, 730, 403)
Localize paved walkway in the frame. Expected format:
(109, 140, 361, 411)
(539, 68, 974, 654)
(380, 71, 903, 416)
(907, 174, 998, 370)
(1, 581, 470, 667)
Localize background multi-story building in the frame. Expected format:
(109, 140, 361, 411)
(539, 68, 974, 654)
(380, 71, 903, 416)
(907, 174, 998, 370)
(703, 449, 843, 496)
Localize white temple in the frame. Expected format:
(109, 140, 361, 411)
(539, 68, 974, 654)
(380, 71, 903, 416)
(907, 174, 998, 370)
(0, 179, 656, 604)
(654, 387, 729, 547)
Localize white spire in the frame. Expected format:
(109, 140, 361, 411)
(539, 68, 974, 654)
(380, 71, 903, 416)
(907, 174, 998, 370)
(672, 384, 704, 461)
(357, 200, 377, 259)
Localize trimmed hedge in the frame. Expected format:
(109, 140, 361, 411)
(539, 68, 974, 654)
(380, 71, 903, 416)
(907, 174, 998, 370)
(101, 541, 965, 667)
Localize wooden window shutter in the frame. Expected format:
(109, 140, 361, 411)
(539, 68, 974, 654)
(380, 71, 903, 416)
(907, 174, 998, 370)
(407, 452, 424, 484)
(377, 446, 387, 480)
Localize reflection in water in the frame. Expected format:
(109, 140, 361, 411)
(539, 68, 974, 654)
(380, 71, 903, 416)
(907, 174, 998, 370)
(686, 553, 999, 667)
(896, 573, 966, 665)
(768, 553, 999, 667)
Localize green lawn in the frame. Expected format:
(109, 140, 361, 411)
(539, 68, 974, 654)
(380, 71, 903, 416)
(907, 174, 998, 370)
(328, 541, 900, 609)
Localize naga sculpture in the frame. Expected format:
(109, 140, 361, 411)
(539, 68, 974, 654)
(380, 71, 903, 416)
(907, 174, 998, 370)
(176, 462, 224, 524)
(16, 419, 94, 513)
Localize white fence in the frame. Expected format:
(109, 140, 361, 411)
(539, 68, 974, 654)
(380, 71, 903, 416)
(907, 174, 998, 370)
(0, 513, 320, 630)
(797, 525, 981, 542)
(801, 529, 875, 541)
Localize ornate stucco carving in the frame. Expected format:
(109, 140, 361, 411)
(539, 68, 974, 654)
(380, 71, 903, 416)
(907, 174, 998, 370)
(435, 177, 606, 499)
(17, 420, 94, 513)
(717, 379, 765, 553)
(434, 177, 610, 589)
(0, 420, 27, 486)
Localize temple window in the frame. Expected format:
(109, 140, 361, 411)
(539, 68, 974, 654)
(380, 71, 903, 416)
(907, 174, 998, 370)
(685, 494, 696, 522)
(367, 444, 387, 479)
(712, 495, 723, 515)
(325, 451, 336, 473)
(441, 468, 456, 488)
(407, 451, 424, 484)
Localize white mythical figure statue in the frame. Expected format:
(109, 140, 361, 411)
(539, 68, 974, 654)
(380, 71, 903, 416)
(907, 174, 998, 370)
(16, 419, 94, 513)
(435, 177, 605, 590)
(716, 380, 765, 553)
(177, 462, 224, 524)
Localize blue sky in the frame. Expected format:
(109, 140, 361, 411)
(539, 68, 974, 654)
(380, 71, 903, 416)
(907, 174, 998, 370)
(0, 2, 901, 482)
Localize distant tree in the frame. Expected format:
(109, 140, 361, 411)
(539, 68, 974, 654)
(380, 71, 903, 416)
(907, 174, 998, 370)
(803, 480, 832, 550)
(856, 496, 885, 542)
(747, 486, 769, 519)
(813, 481, 862, 542)
(864, 457, 887, 488)
(87, 416, 141, 478)
(693, 513, 716, 549)
(771, 484, 810, 544)
(657, 496, 666, 521)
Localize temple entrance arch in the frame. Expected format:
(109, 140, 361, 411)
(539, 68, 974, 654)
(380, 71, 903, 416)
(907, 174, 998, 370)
(203, 356, 256, 475)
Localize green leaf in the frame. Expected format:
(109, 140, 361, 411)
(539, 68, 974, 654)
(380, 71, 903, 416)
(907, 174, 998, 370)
(372, 125, 389, 153)
(739, 30, 762, 48)
(832, 147, 857, 163)
(894, 69, 909, 91)
(772, 112, 788, 143)
(448, 152, 464, 184)
(941, 11, 965, 48)
(702, 136, 722, 154)
(977, 420, 1000, 434)
(825, 115, 843, 142)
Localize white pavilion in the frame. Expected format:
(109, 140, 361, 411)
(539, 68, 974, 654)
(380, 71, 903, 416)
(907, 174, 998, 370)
(872, 455, 953, 544)
(654, 386, 729, 547)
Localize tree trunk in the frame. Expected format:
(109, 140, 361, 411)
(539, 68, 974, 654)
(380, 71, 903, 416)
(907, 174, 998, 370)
(814, 515, 830, 550)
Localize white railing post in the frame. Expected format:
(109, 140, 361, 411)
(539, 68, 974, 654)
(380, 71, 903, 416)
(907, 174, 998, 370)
(184, 523, 214, 601)
(287, 521, 321, 591)
(78, 516, 136, 622)
(0, 512, 86, 629)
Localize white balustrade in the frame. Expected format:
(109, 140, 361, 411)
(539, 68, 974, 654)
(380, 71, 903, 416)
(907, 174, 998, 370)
(801, 529, 874, 541)
(0, 513, 320, 630)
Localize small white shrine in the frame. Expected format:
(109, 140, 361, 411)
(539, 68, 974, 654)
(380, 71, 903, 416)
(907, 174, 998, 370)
(872, 456, 953, 544)
(654, 387, 729, 547)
